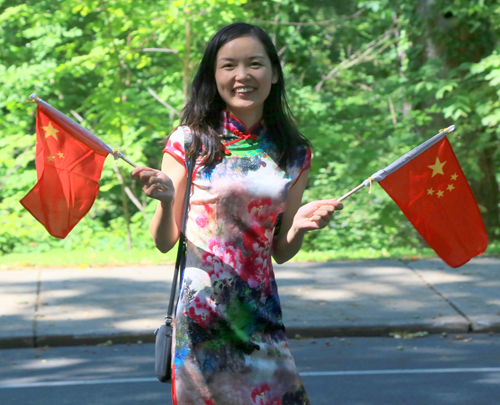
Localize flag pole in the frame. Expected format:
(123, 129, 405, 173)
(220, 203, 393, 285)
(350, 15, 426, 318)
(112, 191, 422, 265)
(337, 125, 456, 202)
(338, 183, 365, 202)
(27, 93, 137, 168)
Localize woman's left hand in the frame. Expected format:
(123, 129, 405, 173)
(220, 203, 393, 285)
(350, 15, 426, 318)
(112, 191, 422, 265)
(292, 198, 343, 232)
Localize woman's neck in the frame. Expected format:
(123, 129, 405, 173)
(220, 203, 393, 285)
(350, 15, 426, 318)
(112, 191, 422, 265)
(225, 108, 263, 132)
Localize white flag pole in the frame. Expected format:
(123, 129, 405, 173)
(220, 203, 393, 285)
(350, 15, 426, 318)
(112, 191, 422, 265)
(27, 93, 137, 168)
(337, 125, 456, 202)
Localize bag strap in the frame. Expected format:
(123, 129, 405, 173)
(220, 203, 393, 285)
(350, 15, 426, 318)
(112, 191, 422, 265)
(164, 153, 195, 327)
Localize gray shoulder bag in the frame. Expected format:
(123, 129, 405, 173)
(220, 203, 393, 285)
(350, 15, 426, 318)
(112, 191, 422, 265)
(154, 154, 195, 383)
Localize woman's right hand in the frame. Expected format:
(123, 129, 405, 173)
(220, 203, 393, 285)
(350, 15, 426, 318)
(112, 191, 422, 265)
(131, 166, 175, 204)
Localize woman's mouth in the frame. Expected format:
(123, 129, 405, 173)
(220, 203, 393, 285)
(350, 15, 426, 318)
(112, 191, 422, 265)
(234, 87, 255, 95)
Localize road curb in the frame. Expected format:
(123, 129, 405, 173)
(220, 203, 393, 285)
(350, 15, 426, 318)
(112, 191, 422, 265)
(0, 322, 485, 350)
(284, 322, 471, 339)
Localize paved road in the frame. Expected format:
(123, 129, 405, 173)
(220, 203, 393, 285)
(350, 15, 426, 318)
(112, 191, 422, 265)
(1, 334, 499, 404)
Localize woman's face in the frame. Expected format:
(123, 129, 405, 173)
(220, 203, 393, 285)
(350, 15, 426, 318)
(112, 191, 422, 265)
(215, 36, 277, 124)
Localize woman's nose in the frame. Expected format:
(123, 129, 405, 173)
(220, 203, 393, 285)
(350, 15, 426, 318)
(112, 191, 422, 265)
(234, 65, 250, 81)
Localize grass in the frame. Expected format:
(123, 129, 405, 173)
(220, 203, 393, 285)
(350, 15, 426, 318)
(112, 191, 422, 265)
(1, 241, 498, 269)
(0, 248, 178, 270)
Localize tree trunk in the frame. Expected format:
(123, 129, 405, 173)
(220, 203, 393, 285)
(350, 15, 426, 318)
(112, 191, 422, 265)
(410, 0, 500, 239)
(470, 136, 500, 239)
(183, 19, 191, 103)
(114, 166, 133, 250)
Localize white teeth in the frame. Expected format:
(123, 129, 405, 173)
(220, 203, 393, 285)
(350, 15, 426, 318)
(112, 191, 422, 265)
(235, 88, 254, 93)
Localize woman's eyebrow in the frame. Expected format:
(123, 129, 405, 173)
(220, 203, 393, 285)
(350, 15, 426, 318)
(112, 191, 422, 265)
(217, 55, 266, 62)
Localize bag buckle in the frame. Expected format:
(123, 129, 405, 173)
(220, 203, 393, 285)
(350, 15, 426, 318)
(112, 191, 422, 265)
(164, 316, 173, 326)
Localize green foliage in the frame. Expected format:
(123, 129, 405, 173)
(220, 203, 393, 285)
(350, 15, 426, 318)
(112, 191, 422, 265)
(0, 0, 499, 260)
(0, 247, 178, 269)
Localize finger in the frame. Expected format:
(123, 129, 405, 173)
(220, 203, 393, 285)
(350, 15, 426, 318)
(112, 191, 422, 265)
(332, 201, 344, 210)
(317, 219, 330, 229)
(132, 166, 158, 174)
(313, 206, 337, 216)
(312, 205, 334, 214)
(149, 181, 171, 192)
(307, 200, 340, 214)
(131, 166, 149, 178)
(151, 181, 168, 190)
(320, 199, 343, 210)
(142, 174, 169, 189)
(305, 219, 321, 229)
(306, 218, 328, 231)
(310, 211, 333, 223)
(313, 209, 330, 217)
(137, 171, 158, 183)
(148, 176, 167, 185)
(315, 202, 342, 212)
(314, 198, 340, 205)
(144, 185, 170, 198)
(140, 170, 160, 180)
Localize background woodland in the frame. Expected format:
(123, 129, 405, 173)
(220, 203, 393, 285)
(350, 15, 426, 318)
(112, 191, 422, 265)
(1, 0, 499, 259)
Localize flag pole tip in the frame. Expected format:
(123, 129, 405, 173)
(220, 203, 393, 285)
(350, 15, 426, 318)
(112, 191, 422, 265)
(27, 93, 40, 103)
(439, 125, 455, 134)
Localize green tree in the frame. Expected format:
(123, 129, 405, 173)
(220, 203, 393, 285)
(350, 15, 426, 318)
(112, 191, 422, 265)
(1, 0, 498, 257)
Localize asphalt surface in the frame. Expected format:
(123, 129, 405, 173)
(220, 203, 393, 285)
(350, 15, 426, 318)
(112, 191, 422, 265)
(1, 257, 499, 349)
(1, 335, 499, 404)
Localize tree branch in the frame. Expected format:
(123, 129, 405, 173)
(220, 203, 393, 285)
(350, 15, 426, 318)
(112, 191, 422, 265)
(277, 24, 302, 57)
(142, 48, 179, 53)
(388, 95, 397, 129)
(113, 165, 147, 219)
(315, 29, 396, 92)
(253, 17, 338, 27)
(253, 8, 365, 27)
(69, 107, 147, 218)
(146, 86, 180, 116)
(0, 146, 33, 192)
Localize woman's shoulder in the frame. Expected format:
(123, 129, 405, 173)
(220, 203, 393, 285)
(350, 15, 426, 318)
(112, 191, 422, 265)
(280, 143, 310, 187)
(169, 125, 192, 140)
(163, 126, 193, 161)
(288, 143, 311, 172)
(260, 133, 311, 172)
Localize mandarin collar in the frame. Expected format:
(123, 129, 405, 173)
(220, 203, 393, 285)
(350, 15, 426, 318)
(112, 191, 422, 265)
(222, 111, 265, 137)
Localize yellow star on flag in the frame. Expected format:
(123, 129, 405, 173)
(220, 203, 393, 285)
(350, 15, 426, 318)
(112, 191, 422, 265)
(428, 157, 446, 177)
(57, 151, 64, 158)
(437, 190, 444, 198)
(42, 121, 59, 141)
(447, 184, 455, 191)
(427, 188, 435, 195)
(47, 155, 55, 162)
(451, 173, 458, 181)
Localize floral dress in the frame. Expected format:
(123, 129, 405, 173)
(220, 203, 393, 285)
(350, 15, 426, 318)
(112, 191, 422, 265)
(163, 111, 311, 405)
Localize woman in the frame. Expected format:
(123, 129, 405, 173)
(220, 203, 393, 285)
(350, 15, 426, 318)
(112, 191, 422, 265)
(132, 23, 343, 405)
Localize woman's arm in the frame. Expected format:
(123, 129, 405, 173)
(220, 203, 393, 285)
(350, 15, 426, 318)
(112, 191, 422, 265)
(131, 153, 187, 253)
(272, 169, 343, 264)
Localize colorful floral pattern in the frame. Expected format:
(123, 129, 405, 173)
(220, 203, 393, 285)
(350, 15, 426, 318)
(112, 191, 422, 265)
(163, 112, 311, 405)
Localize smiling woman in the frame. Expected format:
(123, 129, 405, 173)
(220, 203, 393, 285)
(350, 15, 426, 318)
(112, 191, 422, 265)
(215, 36, 278, 129)
(131, 22, 343, 405)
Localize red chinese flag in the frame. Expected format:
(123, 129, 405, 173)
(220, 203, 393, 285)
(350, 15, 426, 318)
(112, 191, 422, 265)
(379, 137, 488, 268)
(20, 105, 108, 238)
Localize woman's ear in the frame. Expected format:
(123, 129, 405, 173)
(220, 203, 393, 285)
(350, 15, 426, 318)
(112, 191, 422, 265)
(272, 68, 278, 84)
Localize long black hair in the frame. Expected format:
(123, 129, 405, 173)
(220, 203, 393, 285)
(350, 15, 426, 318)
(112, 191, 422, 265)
(181, 22, 311, 169)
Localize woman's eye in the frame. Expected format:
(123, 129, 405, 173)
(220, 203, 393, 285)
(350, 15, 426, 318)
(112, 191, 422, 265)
(251, 62, 262, 67)
(222, 64, 234, 68)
